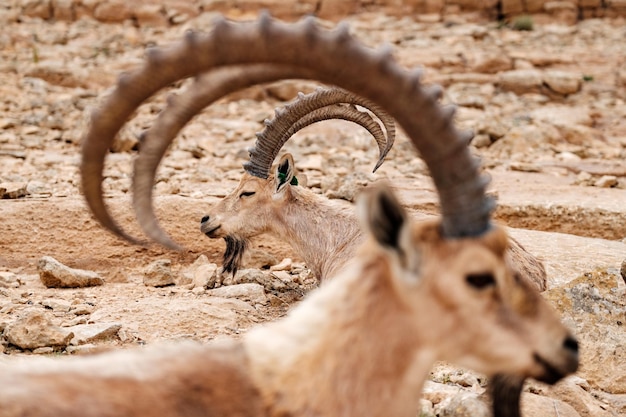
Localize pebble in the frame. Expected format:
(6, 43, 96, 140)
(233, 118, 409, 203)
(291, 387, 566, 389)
(594, 175, 618, 188)
(270, 258, 293, 272)
(207, 283, 268, 305)
(37, 256, 104, 288)
(143, 259, 175, 287)
(4, 310, 74, 350)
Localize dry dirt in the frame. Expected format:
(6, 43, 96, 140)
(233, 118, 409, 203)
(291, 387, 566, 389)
(1, 6, 626, 416)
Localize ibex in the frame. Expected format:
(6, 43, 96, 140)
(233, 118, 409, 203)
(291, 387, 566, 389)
(192, 87, 547, 288)
(126, 72, 546, 288)
(58, 14, 576, 417)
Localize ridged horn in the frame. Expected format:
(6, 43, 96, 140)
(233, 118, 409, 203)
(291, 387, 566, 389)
(81, 13, 493, 248)
(133, 64, 310, 249)
(245, 87, 395, 178)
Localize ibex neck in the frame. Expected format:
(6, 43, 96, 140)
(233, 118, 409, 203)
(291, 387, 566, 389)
(271, 187, 363, 280)
(245, 256, 432, 416)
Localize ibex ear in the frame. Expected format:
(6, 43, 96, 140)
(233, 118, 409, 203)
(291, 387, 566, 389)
(275, 153, 298, 193)
(357, 183, 409, 251)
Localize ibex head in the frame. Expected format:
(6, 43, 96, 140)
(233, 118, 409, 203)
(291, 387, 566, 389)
(356, 185, 578, 383)
(200, 87, 394, 274)
(200, 154, 300, 274)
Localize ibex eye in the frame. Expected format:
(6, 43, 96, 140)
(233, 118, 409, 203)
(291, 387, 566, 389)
(239, 191, 256, 198)
(466, 273, 496, 289)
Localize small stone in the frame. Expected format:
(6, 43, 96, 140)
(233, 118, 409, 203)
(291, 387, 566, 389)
(543, 70, 582, 95)
(70, 304, 94, 315)
(193, 263, 219, 289)
(498, 69, 543, 95)
(471, 134, 492, 148)
(0, 272, 20, 288)
(449, 372, 480, 387)
(66, 323, 122, 345)
(143, 259, 174, 287)
(271, 270, 293, 283)
(5, 310, 74, 350)
(620, 260, 625, 284)
(32, 347, 54, 355)
(270, 258, 293, 272)
(41, 298, 72, 312)
(0, 182, 28, 199)
(576, 171, 593, 182)
(65, 344, 100, 355)
(594, 175, 618, 188)
(207, 283, 268, 305)
(38, 256, 104, 288)
(434, 392, 490, 417)
(191, 286, 206, 295)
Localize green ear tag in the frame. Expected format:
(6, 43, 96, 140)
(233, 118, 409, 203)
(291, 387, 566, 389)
(278, 172, 298, 186)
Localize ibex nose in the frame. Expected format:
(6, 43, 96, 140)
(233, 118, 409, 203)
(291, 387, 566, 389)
(201, 215, 210, 224)
(563, 336, 579, 354)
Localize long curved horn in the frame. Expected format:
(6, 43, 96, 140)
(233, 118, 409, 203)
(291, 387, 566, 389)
(277, 101, 391, 171)
(82, 13, 491, 247)
(133, 64, 311, 249)
(246, 87, 395, 178)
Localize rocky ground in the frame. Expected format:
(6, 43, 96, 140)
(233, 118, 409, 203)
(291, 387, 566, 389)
(0, 4, 625, 417)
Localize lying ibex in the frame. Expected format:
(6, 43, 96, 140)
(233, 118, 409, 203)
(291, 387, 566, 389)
(197, 88, 547, 289)
(60, 14, 578, 417)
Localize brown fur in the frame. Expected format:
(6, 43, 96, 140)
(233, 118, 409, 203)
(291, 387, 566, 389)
(203, 155, 547, 291)
(0, 341, 263, 417)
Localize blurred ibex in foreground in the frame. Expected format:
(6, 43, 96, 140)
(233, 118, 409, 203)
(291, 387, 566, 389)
(0, 14, 579, 417)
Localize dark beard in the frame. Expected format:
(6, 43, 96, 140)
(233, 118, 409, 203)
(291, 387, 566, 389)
(222, 235, 248, 276)
(490, 374, 525, 417)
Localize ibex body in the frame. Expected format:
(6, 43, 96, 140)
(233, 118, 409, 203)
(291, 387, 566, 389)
(0, 187, 578, 417)
(202, 153, 547, 290)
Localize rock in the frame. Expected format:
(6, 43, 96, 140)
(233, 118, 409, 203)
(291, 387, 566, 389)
(4, 310, 74, 350)
(434, 392, 490, 417)
(543, 70, 582, 95)
(548, 376, 616, 417)
(498, 69, 543, 95)
(66, 323, 122, 345)
(0, 272, 20, 288)
(38, 256, 104, 288)
(469, 51, 513, 74)
(544, 269, 626, 394)
(32, 347, 54, 355)
(449, 372, 481, 387)
(143, 259, 174, 287)
(471, 134, 492, 148)
(65, 344, 101, 355)
(594, 175, 618, 188)
(621, 260, 626, 284)
(270, 258, 293, 272)
(41, 298, 72, 312)
(70, 304, 95, 315)
(232, 269, 268, 286)
(207, 283, 268, 305)
(521, 392, 580, 417)
(0, 182, 28, 199)
(193, 263, 219, 289)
